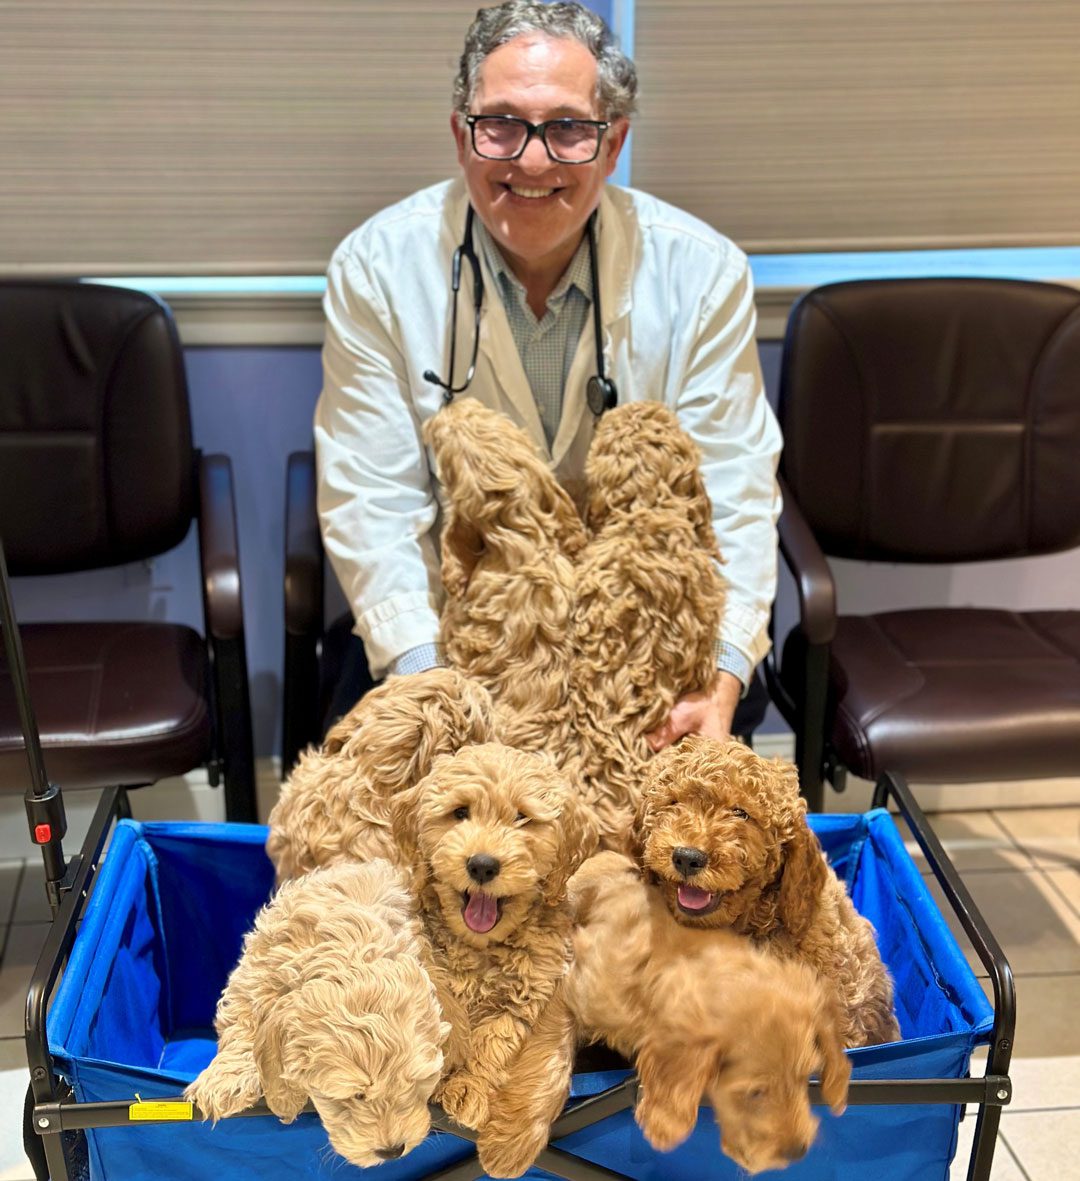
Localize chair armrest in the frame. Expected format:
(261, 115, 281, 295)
(777, 476, 837, 646)
(197, 453, 244, 642)
(284, 451, 324, 639)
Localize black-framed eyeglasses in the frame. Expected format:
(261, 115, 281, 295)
(465, 114, 610, 164)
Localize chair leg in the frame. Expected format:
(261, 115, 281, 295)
(795, 640, 829, 812)
(282, 630, 320, 779)
(213, 637, 257, 823)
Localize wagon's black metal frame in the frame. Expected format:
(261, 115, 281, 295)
(2, 539, 1014, 1181)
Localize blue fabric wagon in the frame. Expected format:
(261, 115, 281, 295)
(34, 780, 1011, 1181)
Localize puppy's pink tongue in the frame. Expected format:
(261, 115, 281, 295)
(463, 892, 499, 933)
(677, 884, 715, 911)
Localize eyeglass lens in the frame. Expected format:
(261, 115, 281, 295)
(471, 117, 602, 163)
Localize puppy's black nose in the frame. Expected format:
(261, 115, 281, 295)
(466, 853, 501, 884)
(374, 1144, 405, 1161)
(781, 1141, 809, 1163)
(671, 846, 708, 878)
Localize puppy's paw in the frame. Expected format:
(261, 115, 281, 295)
(478, 1117, 549, 1179)
(634, 1103, 693, 1153)
(437, 1071, 491, 1130)
(184, 1062, 262, 1123)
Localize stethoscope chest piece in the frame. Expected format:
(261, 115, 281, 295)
(587, 374, 618, 417)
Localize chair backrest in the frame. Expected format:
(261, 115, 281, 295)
(0, 281, 196, 575)
(778, 278, 1080, 562)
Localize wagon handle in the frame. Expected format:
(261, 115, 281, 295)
(872, 770, 1015, 1181)
(0, 538, 69, 911)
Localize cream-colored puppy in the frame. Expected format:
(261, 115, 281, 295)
(185, 860, 449, 1168)
(266, 667, 496, 883)
(564, 852, 850, 1174)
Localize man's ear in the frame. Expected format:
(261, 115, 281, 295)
(451, 111, 469, 166)
(634, 1038, 710, 1152)
(602, 117, 631, 177)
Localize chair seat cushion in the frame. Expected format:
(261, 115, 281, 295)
(827, 608, 1080, 782)
(0, 622, 211, 793)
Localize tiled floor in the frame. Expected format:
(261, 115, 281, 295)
(0, 804, 1077, 1180)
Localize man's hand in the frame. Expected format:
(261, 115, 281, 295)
(645, 671, 743, 752)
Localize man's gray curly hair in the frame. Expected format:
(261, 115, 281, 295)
(453, 1, 638, 121)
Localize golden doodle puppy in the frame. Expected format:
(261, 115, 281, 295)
(390, 742, 597, 1175)
(571, 402, 726, 845)
(265, 668, 496, 883)
(423, 397, 586, 764)
(564, 852, 850, 1174)
(185, 860, 448, 1167)
(630, 737, 901, 1047)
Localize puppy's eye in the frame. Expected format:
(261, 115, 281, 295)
(744, 1086, 766, 1103)
(452, 806, 470, 821)
(731, 807, 749, 820)
(516, 811, 530, 824)
(666, 798, 678, 809)
(353, 1091, 367, 1102)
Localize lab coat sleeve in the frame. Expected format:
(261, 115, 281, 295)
(675, 245, 782, 671)
(314, 243, 443, 680)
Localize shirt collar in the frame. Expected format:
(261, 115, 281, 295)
(474, 216, 592, 314)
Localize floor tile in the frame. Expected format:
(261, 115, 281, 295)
(950, 1111, 1026, 1181)
(1042, 869, 1080, 921)
(897, 811, 1032, 873)
(977, 975, 1080, 1060)
(12, 864, 52, 926)
(1003, 1056, 1080, 1112)
(923, 869, 1080, 976)
(0, 924, 50, 1038)
(1000, 1108, 1080, 1180)
(0, 863, 21, 926)
(993, 808, 1080, 871)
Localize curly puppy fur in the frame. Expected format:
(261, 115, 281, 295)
(185, 861, 449, 1167)
(629, 737, 901, 1047)
(423, 397, 586, 762)
(390, 742, 597, 1175)
(265, 668, 496, 883)
(571, 403, 726, 845)
(565, 852, 850, 1174)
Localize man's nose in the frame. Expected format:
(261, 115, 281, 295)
(517, 132, 553, 171)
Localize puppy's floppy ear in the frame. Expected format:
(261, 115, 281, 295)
(388, 779, 431, 894)
(815, 1003, 852, 1115)
(776, 795, 829, 941)
(252, 997, 308, 1122)
(441, 511, 485, 599)
(543, 791, 599, 905)
(634, 1037, 712, 1152)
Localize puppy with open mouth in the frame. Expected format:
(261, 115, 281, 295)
(391, 742, 597, 1175)
(629, 736, 901, 1048)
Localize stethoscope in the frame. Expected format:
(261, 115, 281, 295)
(423, 205, 618, 417)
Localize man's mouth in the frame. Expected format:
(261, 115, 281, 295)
(675, 883, 724, 916)
(462, 890, 503, 933)
(503, 183, 560, 201)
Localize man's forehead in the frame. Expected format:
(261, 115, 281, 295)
(474, 33, 599, 114)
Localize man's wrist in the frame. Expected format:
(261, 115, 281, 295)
(714, 639, 752, 695)
(386, 643, 447, 677)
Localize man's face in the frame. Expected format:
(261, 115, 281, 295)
(452, 33, 629, 279)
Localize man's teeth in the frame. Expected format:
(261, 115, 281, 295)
(509, 186, 555, 198)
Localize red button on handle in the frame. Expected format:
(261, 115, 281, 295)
(34, 823, 52, 844)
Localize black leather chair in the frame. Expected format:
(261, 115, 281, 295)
(767, 278, 1080, 810)
(0, 281, 257, 822)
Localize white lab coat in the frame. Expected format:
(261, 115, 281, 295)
(315, 178, 782, 679)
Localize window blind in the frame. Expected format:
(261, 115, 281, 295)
(633, 0, 1080, 252)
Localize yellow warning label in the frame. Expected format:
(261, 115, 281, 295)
(128, 1100, 194, 1122)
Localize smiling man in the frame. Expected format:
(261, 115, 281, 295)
(315, 0, 781, 745)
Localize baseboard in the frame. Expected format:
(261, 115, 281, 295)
(3, 745, 1077, 860)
